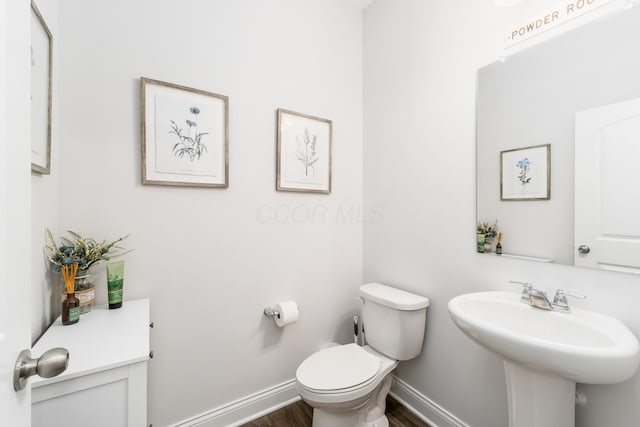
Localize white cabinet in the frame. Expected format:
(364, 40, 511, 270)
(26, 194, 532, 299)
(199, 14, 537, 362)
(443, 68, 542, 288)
(31, 299, 150, 427)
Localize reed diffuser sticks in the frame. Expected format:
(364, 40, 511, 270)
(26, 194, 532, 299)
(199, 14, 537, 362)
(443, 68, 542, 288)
(61, 263, 81, 325)
(61, 263, 78, 295)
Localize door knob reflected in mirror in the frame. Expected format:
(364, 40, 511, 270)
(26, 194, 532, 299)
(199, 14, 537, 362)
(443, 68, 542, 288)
(578, 245, 591, 254)
(13, 348, 69, 391)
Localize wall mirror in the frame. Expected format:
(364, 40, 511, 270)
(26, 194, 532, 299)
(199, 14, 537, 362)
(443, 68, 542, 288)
(476, 6, 640, 273)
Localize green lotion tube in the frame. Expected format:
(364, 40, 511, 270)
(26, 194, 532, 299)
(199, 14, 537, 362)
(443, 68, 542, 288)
(106, 261, 124, 309)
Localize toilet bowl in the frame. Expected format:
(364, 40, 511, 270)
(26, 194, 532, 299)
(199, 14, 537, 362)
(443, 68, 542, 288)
(295, 283, 429, 427)
(296, 344, 397, 427)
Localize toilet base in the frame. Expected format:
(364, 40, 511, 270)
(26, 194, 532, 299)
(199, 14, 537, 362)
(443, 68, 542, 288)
(313, 408, 358, 427)
(309, 375, 393, 427)
(312, 407, 390, 427)
(357, 414, 389, 427)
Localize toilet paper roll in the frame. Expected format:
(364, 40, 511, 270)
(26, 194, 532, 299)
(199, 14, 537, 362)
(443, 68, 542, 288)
(274, 301, 299, 327)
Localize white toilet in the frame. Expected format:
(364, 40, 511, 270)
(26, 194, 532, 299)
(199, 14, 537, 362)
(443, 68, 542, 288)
(295, 283, 429, 427)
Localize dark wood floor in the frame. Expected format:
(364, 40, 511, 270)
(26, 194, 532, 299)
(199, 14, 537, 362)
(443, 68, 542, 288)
(240, 395, 431, 427)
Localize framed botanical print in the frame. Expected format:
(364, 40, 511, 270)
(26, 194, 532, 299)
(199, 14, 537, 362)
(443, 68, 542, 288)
(276, 108, 332, 194)
(31, 1, 52, 174)
(501, 144, 550, 201)
(141, 77, 229, 188)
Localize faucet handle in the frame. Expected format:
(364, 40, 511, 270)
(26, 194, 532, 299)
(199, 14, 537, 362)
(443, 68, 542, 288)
(509, 280, 533, 303)
(552, 289, 586, 313)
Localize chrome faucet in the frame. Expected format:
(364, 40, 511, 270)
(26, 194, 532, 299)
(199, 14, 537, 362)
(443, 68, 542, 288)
(509, 280, 533, 304)
(510, 281, 585, 313)
(529, 288, 553, 310)
(552, 289, 587, 313)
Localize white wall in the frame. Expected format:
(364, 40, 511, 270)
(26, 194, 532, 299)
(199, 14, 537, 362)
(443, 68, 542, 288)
(364, 1, 640, 427)
(46, 0, 363, 425)
(31, 0, 61, 344)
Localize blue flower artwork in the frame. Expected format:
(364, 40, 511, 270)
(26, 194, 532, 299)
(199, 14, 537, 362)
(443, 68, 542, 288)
(516, 157, 532, 188)
(500, 144, 550, 201)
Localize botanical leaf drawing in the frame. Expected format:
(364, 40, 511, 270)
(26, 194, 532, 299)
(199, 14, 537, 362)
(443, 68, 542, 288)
(516, 157, 532, 188)
(170, 106, 209, 162)
(295, 128, 319, 176)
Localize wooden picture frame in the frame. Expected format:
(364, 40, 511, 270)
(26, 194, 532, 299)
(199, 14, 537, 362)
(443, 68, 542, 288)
(141, 77, 229, 188)
(500, 144, 550, 201)
(31, 0, 52, 174)
(276, 108, 332, 194)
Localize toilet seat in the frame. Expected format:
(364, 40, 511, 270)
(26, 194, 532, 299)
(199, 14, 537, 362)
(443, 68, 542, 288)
(296, 344, 380, 393)
(295, 344, 398, 407)
(296, 344, 381, 393)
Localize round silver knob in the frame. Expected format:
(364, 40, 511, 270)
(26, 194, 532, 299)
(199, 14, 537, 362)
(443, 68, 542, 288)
(13, 348, 69, 391)
(578, 245, 591, 254)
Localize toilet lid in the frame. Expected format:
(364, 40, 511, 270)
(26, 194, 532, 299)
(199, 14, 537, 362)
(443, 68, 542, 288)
(296, 344, 381, 392)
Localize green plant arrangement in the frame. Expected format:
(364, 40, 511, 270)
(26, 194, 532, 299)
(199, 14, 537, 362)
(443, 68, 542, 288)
(476, 220, 498, 253)
(44, 229, 131, 272)
(477, 220, 499, 239)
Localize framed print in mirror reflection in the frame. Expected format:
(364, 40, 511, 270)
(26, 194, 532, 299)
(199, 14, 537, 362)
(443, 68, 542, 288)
(500, 144, 550, 201)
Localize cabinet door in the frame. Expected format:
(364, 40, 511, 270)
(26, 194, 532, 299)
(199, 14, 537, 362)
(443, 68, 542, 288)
(32, 362, 147, 427)
(33, 380, 128, 427)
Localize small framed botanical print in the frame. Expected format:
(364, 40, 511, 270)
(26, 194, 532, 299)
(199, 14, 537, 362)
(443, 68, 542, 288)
(500, 144, 550, 201)
(276, 108, 332, 194)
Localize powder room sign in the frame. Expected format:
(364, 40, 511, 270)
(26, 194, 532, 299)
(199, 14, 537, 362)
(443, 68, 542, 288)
(505, 0, 616, 47)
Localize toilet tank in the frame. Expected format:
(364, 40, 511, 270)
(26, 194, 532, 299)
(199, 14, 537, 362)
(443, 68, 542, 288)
(360, 283, 429, 360)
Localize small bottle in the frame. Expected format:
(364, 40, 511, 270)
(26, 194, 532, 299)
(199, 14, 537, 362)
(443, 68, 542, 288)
(62, 293, 81, 325)
(496, 232, 503, 255)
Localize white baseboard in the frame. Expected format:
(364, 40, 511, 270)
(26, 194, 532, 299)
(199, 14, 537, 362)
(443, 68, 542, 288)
(169, 379, 299, 427)
(390, 376, 471, 427)
(169, 375, 469, 427)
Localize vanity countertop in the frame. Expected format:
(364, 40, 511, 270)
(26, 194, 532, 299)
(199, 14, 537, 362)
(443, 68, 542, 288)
(31, 298, 150, 388)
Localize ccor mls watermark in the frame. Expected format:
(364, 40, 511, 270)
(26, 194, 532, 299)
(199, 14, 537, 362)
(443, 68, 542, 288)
(256, 204, 384, 224)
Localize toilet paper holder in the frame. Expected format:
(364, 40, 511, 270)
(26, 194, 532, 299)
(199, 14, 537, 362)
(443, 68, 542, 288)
(263, 301, 299, 327)
(263, 307, 280, 319)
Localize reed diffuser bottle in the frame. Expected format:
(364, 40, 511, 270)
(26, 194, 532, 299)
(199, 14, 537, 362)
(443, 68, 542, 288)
(61, 264, 81, 325)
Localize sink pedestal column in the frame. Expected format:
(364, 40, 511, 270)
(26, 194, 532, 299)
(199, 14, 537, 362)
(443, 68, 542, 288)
(504, 361, 575, 427)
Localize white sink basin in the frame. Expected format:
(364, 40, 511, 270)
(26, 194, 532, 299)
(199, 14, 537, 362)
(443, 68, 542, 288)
(448, 291, 640, 384)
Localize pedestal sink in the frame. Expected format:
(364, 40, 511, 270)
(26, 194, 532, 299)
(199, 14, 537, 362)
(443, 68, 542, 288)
(448, 291, 640, 427)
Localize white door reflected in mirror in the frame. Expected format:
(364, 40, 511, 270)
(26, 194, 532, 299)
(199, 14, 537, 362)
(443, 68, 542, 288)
(575, 97, 640, 273)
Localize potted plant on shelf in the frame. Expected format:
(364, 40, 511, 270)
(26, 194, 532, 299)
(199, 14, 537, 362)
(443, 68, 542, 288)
(477, 220, 498, 253)
(44, 229, 131, 314)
